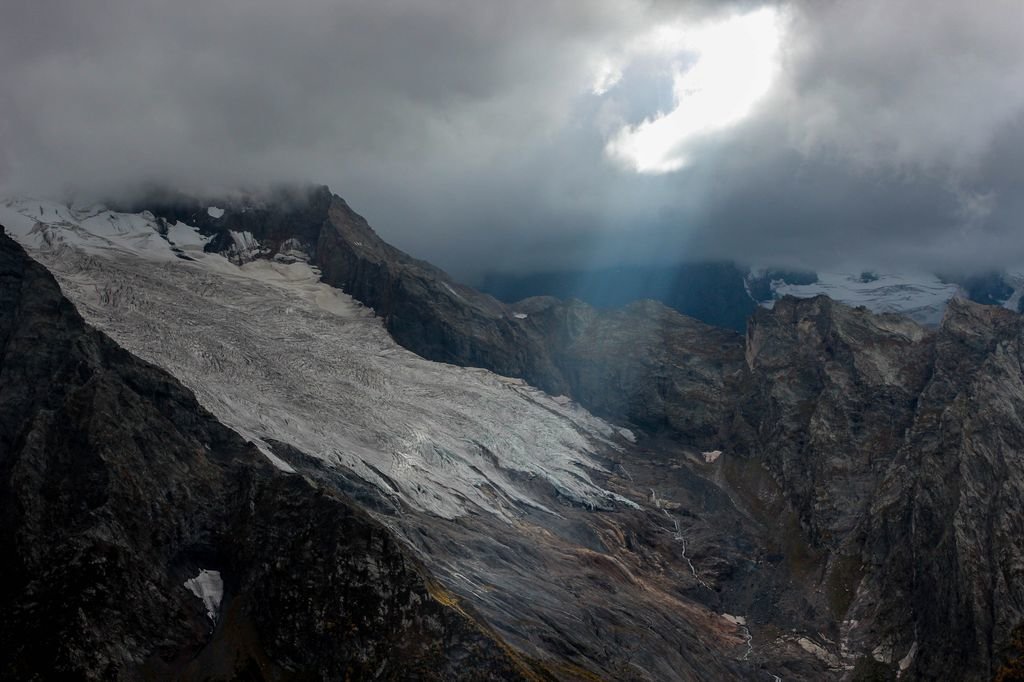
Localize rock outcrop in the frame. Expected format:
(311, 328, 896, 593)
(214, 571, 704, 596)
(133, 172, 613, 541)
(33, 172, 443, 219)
(718, 295, 1024, 679)
(519, 296, 743, 440)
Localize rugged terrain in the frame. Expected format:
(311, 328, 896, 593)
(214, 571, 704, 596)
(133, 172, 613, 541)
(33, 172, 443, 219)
(2, 188, 1024, 680)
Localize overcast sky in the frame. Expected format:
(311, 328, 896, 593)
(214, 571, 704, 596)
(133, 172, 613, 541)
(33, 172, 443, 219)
(3, 0, 1024, 279)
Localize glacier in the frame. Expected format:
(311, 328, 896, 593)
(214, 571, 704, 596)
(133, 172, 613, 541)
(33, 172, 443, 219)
(0, 198, 633, 521)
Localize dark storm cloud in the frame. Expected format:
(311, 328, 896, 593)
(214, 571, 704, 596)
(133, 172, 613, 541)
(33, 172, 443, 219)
(2, 0, 1023, 278)
(686, 0, 1024, 273)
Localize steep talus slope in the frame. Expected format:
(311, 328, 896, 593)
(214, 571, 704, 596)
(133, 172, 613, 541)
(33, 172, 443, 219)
(0, 228, 533, 680)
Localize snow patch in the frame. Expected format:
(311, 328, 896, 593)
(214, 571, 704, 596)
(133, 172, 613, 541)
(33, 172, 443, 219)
(512, 312, 528, 319)
(442, 282, 464, 301)
(249, 437, 296, 473)
(798, 637, 841, 667)
(0, 200, 179, 262)
(184, 569, 223, 622)
(207, 206, 225, 219)
(702, 449, 722, 463)
(898, 641, 918, 675)
(166, 221, 210, 250)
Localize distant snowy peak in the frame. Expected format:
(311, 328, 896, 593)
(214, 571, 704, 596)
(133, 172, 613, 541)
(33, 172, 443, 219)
(764, 271, 960, 326)
(751, 269, 1024, 326)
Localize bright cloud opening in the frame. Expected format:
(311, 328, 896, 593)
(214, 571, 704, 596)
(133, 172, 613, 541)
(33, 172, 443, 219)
(602, 7, 785, 174)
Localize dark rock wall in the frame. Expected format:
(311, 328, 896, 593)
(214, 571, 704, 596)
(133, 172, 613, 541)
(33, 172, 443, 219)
(728, 296, 1024, 679)
(851, 300, 1024, 679)
(315, 196, 571, 396)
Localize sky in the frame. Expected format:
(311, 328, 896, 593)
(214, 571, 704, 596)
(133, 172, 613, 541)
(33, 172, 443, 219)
(2, 0, 1024, 280)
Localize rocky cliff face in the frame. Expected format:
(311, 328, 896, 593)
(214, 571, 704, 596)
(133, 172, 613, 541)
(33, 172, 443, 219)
(314, 195, 572, 397)
(847, 299, 1024, 679)
(717, 295, 1024, 679)
(0, 228, 533, 680)
(735, 296, 933, 547)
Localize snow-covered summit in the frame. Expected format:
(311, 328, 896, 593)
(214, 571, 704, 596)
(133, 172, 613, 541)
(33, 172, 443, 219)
(749, 263, 1024, 327)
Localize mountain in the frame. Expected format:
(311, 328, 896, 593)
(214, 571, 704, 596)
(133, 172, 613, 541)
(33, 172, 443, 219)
(3, 188, 1024, 680)
(109, 188, 743, 437)
(735, 296, 1024, 679)
(0, 227, 529, 680)
(0, 195, 764, 680)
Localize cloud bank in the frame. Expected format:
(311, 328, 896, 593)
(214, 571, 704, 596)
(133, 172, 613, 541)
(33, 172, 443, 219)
(2, 0, 1024, 278)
